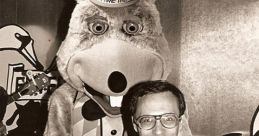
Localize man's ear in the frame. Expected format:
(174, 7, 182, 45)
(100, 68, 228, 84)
(132, 116, 138, 132)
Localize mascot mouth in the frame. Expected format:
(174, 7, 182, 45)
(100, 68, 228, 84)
(84, 82, 123, 115)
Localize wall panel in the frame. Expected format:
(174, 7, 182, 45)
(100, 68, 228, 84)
(180, 0, 259, 135)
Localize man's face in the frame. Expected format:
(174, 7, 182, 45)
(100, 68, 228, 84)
(133, 91, 180, 136)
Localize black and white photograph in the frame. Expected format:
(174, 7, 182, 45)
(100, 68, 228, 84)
(0, 0, 258, 136)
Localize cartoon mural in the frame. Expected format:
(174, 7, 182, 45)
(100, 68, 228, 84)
(0, 24, 59, 136)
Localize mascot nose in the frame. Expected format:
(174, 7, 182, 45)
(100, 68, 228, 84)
(108, 71, 127, 93)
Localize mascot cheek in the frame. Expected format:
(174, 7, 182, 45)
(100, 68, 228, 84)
(67, 61, 84, 89)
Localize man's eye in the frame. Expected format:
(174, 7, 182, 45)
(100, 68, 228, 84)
(165, 117, 176, 121)
(88, 21, 109, 35)
(122, 21, 143, 35)
(140, 117, 153, 123)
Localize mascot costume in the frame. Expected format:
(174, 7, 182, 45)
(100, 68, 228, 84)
(44, 0, 192, 135)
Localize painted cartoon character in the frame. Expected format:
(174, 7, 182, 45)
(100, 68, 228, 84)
(44, 0, 192, 136)
(0, 25, 58, 136)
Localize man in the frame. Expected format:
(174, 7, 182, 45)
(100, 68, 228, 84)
(122, 80, 189, 136)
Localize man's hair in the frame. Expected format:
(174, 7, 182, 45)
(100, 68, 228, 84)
(122, 80, 186, 117)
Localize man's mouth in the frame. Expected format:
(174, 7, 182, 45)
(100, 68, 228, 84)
(84, 83, 123, 115)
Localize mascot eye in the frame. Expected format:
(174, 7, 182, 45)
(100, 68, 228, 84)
(122, 21, 143, 35)
(89, 21, 109, 35)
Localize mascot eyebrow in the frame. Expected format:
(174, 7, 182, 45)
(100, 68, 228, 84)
(85, 15, 108, 23)
(82, 5, 148, 23)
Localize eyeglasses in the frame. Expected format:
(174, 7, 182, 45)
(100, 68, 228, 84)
(134, 113, 181, 130)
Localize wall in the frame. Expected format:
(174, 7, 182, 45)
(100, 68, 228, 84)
(179, 0, 259, 135)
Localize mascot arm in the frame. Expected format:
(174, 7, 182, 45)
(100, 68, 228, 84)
(44, 83, 76, 136)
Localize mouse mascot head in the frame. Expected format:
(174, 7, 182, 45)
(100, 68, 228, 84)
(58, 0, 172, 116)
(44, 0, 191, 136)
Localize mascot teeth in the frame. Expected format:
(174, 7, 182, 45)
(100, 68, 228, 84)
(109, 96, 123, 107)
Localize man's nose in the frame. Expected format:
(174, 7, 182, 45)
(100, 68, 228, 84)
(153, 120, 163, 135)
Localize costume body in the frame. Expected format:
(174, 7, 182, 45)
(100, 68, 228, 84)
(44, 0, 192, 135)
(44, 83, 126, 136)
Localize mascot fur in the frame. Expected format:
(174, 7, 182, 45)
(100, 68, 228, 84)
(44, 0, 192, 135)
